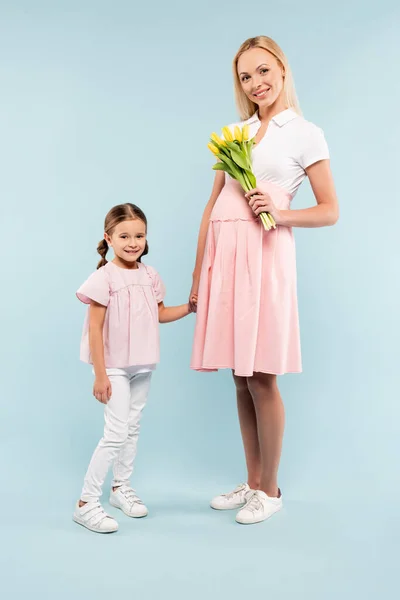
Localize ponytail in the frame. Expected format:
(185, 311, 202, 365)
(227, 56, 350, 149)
(97, 239, 109, 269)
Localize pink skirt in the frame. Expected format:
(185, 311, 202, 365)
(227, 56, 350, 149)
(190, 178, 302, 377)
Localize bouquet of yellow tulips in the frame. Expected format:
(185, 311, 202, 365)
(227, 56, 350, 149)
(208, 124, 276, 231)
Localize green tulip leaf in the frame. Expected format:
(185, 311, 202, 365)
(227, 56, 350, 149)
(212, 162, 234, 177)
(230, 148, 251, 171)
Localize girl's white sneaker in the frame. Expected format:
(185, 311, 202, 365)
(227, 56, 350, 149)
(109, 486, 148, 518)
(73, 501, 118, 533)
(235, 490, 282, 524)
(210, 483, 252, 510)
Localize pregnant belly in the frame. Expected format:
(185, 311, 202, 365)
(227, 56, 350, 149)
(210, 178, 292, 222)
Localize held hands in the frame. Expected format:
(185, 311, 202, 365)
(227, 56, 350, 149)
(93, 375, 112, 404)
(245, 188, 284, 226)
(189, 276, 200, 313)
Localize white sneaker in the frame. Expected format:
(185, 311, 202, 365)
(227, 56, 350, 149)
(235, 489, 282, 524)
(73, 501, 118, 533)
(210, 483, 252, 510)
(109, 485, 148, 518)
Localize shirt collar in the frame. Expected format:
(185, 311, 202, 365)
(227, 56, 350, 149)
(246, 108, 298, 127)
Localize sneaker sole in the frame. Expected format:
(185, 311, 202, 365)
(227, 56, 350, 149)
(109, 498, 148, 518)
(73, 515, 118, 533)
(235, 505, 282, 525)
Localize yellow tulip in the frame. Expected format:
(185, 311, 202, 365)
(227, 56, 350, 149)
(222, 126, 233, 142)
(207, 142, 220, 155)
(211, 132, 224, 146)
(234, 126, 242, 142)
(242, 125, 249, 141)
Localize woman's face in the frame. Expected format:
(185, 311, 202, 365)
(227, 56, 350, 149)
(237, 47, 285, 110)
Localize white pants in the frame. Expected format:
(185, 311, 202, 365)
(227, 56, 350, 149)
(80, 368, 152, 502)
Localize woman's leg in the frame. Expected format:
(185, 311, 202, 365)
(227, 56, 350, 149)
(233, 373, 261, 490)
(246, 372, 284, 498)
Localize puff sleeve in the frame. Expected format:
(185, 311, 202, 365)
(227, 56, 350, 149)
(145, 265, 166, 303)
(76, 267, 110, 306)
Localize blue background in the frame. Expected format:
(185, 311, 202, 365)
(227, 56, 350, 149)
(1, 1, 399, 598)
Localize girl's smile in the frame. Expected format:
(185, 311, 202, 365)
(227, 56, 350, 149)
(105, 218, 147, 267)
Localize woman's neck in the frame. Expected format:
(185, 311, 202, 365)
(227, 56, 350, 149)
(258, 100, 287, 123)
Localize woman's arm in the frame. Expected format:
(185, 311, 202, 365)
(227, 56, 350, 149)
(192, 171, 226, 279)
(280, 160, 339, 227)
(158, 302, 191, 323)
(247, 160, 339, 228)
(189, 171, 225, 310)
(89, 301, 112, 403)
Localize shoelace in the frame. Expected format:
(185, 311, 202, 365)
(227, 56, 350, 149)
(118, 487, 143, 505)
(242, 491, 263, 513)
(223, 484, 247, 500)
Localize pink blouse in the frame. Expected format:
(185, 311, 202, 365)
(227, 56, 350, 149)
(77, 261, 166, 369)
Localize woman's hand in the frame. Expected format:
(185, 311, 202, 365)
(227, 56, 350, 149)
(93, 375, 112, 404)
(189, 275, 200, 313)
(245, 188, 284, 225)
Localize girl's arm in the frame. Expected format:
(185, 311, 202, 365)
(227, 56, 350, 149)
(158, 302, 191, 324)
(89, 301, 112, 404)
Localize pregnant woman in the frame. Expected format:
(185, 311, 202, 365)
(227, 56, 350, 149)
(190, 36, 338, 525)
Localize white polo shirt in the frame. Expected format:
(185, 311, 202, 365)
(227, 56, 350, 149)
(228, 109, 329, 196)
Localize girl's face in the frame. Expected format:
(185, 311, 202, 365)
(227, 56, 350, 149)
(106, 218, 147, 266)
(237, 47, 285, 110)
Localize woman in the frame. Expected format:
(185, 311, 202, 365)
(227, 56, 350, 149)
(190, 36, 338, 525)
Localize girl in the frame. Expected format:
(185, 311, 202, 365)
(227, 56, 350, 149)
(74, 203, 191, 533)
(190, 36, 339, 524)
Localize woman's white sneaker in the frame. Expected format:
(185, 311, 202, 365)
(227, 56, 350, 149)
(73, 501, 118, 533)
(210, 483, 252, 510)
(109, 485, 148, 518)
(235, 490, 282, 524)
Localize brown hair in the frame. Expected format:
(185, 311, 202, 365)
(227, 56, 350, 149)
(97, 203, 149, 269)
(232, 36, 301, 121)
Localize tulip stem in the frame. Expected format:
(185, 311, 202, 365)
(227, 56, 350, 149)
(209, 125, 276, 232)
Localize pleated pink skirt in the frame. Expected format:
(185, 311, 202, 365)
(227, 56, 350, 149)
(190, 178, 302, 377)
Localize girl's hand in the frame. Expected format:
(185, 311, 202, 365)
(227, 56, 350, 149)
(189, 276, 200, 313)
(93, 375, 112, 404)
(245, 188, 284, 225)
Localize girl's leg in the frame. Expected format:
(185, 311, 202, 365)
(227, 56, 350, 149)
(246, 372, 285, 497)
(80, 369, 131, 503)
(112, 372, 152, 490)
(233, 373, 261, 490)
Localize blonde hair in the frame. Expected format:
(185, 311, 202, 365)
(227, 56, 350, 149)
(233, 36, 302, 121)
